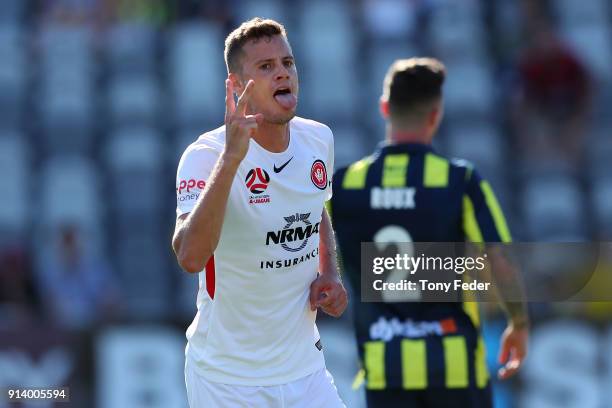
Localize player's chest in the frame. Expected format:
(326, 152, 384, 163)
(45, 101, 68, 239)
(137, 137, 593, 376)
(220, 156, 327, 251)
(231, 151, 328, 206)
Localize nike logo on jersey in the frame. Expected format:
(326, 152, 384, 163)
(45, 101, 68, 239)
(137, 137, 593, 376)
(273, 157, 293, 173)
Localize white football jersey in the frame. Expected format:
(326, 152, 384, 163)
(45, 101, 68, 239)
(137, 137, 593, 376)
(176, 116, 334, 386)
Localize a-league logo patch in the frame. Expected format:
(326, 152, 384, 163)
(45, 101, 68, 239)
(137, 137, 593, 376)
(310, 160, 327, 190)
(245, 168, 270, 194)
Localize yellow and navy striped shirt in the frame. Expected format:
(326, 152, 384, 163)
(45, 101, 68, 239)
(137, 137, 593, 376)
(330, 142, 511, 391)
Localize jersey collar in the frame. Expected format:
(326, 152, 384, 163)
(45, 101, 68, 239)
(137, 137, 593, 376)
(377, 142, 435, 155)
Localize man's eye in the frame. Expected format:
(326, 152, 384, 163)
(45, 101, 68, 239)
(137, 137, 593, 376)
(284, 60, 294, 68)
(261, 63, 272, 70)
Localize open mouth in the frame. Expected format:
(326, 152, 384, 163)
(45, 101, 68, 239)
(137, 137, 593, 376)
(273, 88, 291, 97)
(273, 87, 297, 110)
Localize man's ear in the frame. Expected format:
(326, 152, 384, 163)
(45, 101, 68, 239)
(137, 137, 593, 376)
(380, 98, 390, 119)
(428, 108, 439, 127)
(228, 73, 243, 96)
(428, 102, 444, 128)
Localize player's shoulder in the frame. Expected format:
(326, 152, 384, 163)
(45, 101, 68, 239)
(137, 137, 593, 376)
(291, 116, 333, 139)
(178, 125, 225, 167)
(428, 152, 477, 174)
(446, 157, 482, 184)
(332, 154, 374, 188)
(448, 157, 475, 171)
(416, 148, 470, 169)
(181, 125, 225, 156)
(191, 125, 226, 151)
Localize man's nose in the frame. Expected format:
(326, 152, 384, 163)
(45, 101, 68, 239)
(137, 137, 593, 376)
(275, 64, 291, 80)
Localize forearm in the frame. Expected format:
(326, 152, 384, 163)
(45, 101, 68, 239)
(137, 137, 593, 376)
(488, 246, 529, 328)
(319, 207, 339, 278)
(174, 154, 240, 272)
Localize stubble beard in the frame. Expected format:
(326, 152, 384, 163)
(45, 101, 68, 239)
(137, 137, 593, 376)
(267, 111, 296, 125)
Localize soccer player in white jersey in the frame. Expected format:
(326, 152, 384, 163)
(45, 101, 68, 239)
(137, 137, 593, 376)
(172, 18, 348, 408)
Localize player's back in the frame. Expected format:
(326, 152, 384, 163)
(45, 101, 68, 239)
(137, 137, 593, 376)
(332, 142, 509, 280)
(331, 142, 510, 390)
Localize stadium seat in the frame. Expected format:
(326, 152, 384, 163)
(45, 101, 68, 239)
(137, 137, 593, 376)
(554, 0, 609, 27)
(365, 42, 421, 128)
(332, 125, 370, 170)
(361, 0, 417, 40)
(522, 176, 586, 240)
(168, 22, 225, 127)
(38, 83, 96, 154)
(39, 23, 95, 81)
(105, 22, 158, 77)
(443, 60, 494, 119)
(490, 0, 521, 39)
(299, 61, 356, 121)
(0, 131, 30, 238)
(114, 223, 170, 318)
(561, 24, 612, 83)
(107, 74, 161, 127)
(0, 0, 26, 24)
(428, 0, 486, 61)
(297, 0, 357, 120)
(105, 125, 169, 317)
(365, 42, 422, 93)
(0, 26, 26, 127)
(38, 23, 96, 153)
(40, 156, 102, 230)
(105, 126, 164, 217)
(234, 0, 287, 24)
(591, 178, 612, 238)
(446, 121, 504, 177)
(586, 126, 612, 178)
(106, 125, 164, 172)
(297, 0, 355, 64)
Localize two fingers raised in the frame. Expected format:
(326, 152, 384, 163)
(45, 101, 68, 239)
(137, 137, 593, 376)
(225, 79, 256, 120)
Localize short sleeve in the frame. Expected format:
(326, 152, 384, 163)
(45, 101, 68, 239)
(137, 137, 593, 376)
(176, 143, 220, 217)
(462, 168, 512, 243)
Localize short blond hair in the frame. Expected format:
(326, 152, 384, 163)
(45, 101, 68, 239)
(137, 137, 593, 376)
(224, 18, 288, 73)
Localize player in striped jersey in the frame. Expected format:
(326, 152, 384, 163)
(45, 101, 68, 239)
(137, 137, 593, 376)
(329, 58, 529, 407)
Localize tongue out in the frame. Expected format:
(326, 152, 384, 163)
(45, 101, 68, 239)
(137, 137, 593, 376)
(274, 93, 297, 110)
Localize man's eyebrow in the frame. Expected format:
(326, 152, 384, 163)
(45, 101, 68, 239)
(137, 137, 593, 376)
(254, 58, 275, 65)
(254, 56, 294, 65)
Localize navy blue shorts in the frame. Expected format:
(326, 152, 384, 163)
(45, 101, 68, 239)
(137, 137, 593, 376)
(366, 386, 493, 408)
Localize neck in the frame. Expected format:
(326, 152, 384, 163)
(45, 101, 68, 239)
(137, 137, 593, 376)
(252, 120, 290, 153)
(386, 124, 431, 145)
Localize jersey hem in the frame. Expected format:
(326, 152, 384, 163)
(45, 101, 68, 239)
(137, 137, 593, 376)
(185, 352, 326, 387)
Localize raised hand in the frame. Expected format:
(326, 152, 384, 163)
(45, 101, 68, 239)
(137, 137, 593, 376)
(224, 79, 263, 163)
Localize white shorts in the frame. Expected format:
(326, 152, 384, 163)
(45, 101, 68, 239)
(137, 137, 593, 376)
(184, 360, 345, 408)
